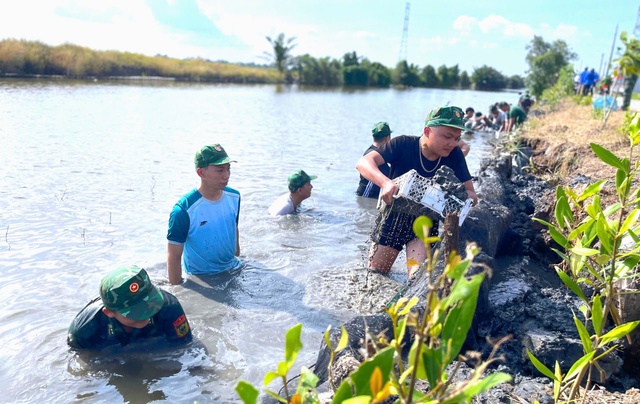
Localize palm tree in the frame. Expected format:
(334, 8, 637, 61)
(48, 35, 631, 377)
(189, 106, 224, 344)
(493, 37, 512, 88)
(263, 33, 297, 78)
(615, 31, 640, 111)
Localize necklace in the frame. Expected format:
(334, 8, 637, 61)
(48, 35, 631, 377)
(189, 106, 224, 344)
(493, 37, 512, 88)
(418, 143, 441, 173)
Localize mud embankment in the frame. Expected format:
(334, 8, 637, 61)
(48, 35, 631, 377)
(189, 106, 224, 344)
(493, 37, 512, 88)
(313, 144, 640, 403)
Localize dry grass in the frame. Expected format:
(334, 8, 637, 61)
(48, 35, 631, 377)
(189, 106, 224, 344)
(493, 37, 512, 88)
(521, 99, 630, 185)
(518, 99, 637, 210)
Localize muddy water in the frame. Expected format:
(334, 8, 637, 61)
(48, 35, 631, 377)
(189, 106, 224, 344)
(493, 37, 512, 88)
(0, 79, 518, 403)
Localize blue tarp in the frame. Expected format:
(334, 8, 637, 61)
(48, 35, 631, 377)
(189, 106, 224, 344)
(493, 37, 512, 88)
(592, 96, 618, 111)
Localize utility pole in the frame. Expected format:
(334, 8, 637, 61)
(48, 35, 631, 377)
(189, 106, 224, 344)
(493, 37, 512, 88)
(604, 24, 618, 79)
(398, 2, 410, 64)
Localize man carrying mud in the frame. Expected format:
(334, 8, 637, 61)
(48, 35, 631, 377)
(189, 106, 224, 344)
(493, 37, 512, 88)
(356, 105, 478, 274)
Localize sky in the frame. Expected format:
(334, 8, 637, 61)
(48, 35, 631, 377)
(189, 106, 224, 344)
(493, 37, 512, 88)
(0, 0, 638, 77)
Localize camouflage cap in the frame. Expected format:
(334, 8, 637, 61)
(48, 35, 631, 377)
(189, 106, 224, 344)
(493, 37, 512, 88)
(372, 121, 392, 139)
(100, 266, 165, 321)
(195, 144, 237, 169)
(425, 106, 467, 131)
(288, 169, 317, 193)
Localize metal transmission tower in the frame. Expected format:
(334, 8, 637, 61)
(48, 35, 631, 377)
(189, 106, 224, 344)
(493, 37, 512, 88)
(398, 2, 410, 63)
(635, 4, 640, 37)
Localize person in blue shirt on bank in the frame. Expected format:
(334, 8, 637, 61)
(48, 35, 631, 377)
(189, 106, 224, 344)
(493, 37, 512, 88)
(585, 68, 600, 96)
(167, 144, 241, 285)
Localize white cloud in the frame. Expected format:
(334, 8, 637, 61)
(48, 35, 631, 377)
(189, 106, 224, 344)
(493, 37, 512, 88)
(476, 14, 533, 38)
(452, 16, 477, 32)
(0, 0, 196, 58)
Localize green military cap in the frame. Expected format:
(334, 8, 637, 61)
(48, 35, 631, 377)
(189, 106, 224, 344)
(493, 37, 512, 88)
(194, 143, 237, 169)
(425, 106, 467, 131)
(372, 121, 392, 139)
(288, 169, 317, 193)
(100, 266, 165, 321)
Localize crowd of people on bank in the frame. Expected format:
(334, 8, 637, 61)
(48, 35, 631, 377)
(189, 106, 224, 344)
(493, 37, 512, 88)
(66, 96, 533, 354)
(456, 95, 531, 134)
(575, 67, 600, 96)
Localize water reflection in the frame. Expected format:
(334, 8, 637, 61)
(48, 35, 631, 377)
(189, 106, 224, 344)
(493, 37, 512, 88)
(68, 343, 214, 403)
(0, 80, 515, 403)
(183, 260, 339, 335)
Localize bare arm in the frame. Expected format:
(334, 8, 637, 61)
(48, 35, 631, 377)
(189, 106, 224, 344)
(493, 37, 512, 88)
(167, 243, 184, 285)
(464, 179, 478, 206)
(356, 151, 397, 205)
(458, 139, 470, 156)
(506, 117, 516, 133)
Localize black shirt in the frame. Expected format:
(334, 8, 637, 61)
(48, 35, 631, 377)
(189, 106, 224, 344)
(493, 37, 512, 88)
(356, 145, 391, 198)
(377, 135, 471, 182)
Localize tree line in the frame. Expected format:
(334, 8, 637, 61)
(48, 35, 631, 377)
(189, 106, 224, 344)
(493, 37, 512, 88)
(0, 37, 524, 91)
(6, 32, 631, 103)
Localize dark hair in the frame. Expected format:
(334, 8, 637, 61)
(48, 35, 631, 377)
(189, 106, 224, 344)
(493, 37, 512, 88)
(474, 112, 482, 117)
(465, 107, 474, 114)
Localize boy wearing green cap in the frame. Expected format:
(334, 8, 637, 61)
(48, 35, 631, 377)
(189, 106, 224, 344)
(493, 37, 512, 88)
(67, 266, 191, 351)
(356, 121, 392, 199)
(167, 144, 242, 284)
(268, 169, 317, 216)
(356, 105, 478, 274)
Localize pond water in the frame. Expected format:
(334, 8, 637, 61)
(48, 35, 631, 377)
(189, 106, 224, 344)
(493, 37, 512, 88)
(0, 79, 519, 403)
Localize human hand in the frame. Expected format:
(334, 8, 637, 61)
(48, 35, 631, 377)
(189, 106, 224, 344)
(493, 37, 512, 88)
(380, 180, 399, 206)
(466, 189, 478, 206)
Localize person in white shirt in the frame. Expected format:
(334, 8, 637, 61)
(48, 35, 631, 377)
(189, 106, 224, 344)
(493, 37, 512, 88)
(268, 169, 317, 216)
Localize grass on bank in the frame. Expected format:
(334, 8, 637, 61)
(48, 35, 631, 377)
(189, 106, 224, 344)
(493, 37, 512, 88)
(519, 99, 629, 188)
(0, 39, 280, 84)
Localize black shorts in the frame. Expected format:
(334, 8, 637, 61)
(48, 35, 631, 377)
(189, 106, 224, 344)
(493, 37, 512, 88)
(373, 208, 439, 251)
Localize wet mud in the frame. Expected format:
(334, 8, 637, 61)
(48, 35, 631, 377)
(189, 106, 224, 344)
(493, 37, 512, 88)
(307, 153, 640, 403)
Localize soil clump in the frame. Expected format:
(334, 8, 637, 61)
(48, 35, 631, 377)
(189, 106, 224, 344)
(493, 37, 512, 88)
(311, 100, 640, 403)
(460, 100, 639, 402)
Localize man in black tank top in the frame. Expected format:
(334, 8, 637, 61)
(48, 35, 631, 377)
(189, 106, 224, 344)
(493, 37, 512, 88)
(356, 121, 392, 199)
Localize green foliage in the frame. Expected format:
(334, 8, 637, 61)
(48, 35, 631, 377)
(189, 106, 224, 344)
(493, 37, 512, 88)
(507, 75, 525, 89)
(459, 71, 471, 89)
(342, 52, 368, 86)
(0, 38, 526, 92)
(422, 65, 440, 88)
(471, 65, 507, 91)
(525, 36, 577, 98)
(539, 65, 576, 109)
(529, 113, 640, 402)
(236, 220, 511, 403)
(0, 38, 280, 83)
(395, 60, 421, 87)
(295, 54, 343, 86)
(615, 31, 640, 110)
(367, 62, 392, 87)
(437, 64, 459, 88)
(264, 33, 297, 77)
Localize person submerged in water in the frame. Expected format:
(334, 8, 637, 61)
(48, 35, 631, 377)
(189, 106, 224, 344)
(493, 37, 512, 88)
(268, 169, 317, 215)
(67, 266, 192, 351)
